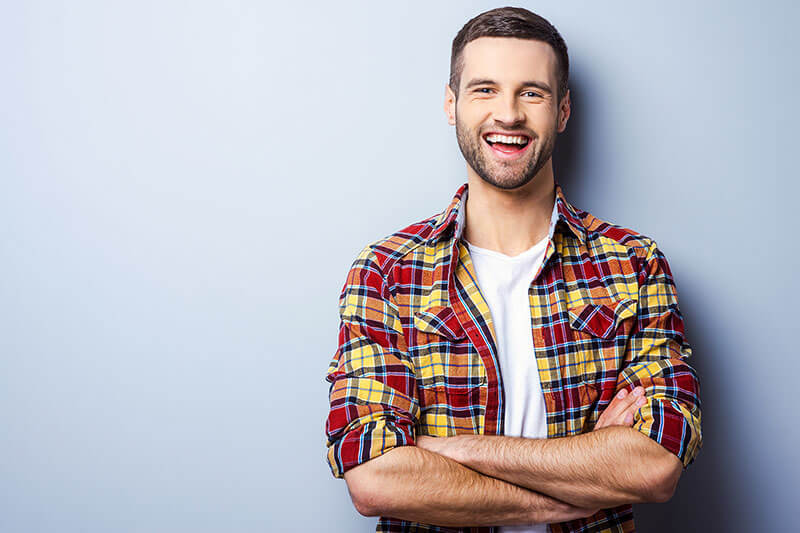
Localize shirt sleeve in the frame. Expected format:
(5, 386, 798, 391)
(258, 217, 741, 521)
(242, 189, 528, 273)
(620, 239, 703, 469)
(323, 244, 421, 479)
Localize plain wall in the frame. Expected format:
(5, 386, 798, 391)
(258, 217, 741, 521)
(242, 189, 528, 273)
(1, 1, 797, 532)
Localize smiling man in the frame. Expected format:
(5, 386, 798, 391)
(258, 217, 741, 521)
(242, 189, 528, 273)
(324, 7, 702, 533)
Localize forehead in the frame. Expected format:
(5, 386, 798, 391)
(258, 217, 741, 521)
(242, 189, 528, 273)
(459, 37, 558, 89)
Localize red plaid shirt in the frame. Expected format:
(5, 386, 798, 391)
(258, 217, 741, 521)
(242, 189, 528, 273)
(324, 181, 702, 532)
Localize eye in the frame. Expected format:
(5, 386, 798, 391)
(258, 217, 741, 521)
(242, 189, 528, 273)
(523, 91, 542, 98)
(477, 88, 493, 94)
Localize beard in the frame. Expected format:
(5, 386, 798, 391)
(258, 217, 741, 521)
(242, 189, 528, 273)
(455, 114, 556, 191)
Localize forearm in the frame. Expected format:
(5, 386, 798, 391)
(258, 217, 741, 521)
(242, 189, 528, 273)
(346, 444, 594, 527)
(452, 427, 677, 509)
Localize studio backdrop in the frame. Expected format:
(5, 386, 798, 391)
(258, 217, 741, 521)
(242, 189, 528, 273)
(0, 1, 797, 532)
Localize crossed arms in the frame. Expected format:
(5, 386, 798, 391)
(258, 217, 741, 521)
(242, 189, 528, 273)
(343, 390, 682, 527)
(324, 241, 702, 527)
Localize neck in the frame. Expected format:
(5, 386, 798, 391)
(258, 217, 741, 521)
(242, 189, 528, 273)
(462, 163, 557, 257)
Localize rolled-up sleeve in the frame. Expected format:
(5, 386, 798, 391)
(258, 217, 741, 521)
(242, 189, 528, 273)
(324, 245, 420, 479)
(620, 239, 703, 469)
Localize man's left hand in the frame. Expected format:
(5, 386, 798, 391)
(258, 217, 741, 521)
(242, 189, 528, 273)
(594, 385, 647, 431)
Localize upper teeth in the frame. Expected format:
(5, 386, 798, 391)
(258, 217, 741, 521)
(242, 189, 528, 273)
(485, 134, 528, 145)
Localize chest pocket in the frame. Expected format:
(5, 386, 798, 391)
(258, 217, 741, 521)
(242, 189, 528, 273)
(567, 298, 638, 340)
(411, 305, 487, 436)
(566, 298, 638, 432)
(411, 305, 487, 393)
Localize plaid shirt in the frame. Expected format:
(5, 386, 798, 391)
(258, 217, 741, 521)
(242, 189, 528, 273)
(324, 181, 702, 533)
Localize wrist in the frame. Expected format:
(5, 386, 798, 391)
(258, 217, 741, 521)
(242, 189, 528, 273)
(525, 491, 559, 525)
(451, 434, 473, 465)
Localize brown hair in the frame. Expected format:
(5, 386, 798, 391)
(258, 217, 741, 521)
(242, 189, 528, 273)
(449, 7, 569, 103)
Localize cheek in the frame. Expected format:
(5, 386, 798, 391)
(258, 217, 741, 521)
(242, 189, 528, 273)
(529, 112, 554, 129)
(527, 104, 558, 124)
(456, 105, 488, 128)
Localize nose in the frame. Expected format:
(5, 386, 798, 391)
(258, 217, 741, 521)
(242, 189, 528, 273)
(492, 92, 525, 127)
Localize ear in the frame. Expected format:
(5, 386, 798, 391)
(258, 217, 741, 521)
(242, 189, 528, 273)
(444, 83, 456, 126)
(557, 88, 571, 133)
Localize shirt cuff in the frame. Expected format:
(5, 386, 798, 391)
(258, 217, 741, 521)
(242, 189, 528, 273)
(325, 415, 416, 479)
(633, 395, 703, 468)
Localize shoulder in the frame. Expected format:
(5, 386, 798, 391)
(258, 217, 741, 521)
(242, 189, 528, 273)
(348, 211, 443, 275)
(574, 207, 662, 272)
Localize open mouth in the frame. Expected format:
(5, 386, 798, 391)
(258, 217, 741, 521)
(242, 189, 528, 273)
(482, 132, 531, 156)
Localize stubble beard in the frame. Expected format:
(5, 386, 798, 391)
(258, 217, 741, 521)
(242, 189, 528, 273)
(455, 113, 556, 191)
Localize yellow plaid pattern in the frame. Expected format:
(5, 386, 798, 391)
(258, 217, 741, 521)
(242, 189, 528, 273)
(325, 181, 702, 532)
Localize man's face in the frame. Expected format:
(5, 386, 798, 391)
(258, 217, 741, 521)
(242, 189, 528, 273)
(445, 37, 570, 190)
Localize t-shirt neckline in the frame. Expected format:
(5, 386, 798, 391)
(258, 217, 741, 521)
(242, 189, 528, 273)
(464, 235, 549, 262)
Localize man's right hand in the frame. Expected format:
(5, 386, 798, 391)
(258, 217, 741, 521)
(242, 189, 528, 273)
(594, 386, 647, 431)
(545, 499, 602, 524)
(540, 385, 647, 523)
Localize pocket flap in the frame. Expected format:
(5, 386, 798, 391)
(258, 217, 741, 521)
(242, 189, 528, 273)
(413, 305, 467, 341)
(568, 298, 637, 339)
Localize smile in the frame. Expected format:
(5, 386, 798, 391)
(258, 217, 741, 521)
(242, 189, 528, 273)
(482, 132, 532, 160)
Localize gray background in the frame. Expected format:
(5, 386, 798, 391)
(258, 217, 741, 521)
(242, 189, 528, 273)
(1, 1, 797, 532)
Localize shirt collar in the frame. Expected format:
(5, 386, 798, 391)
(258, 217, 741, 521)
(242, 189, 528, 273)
(426, 180, 588, 246)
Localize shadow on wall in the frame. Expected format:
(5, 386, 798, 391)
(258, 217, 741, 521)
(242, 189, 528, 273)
(551, 74, 582, 194)
(552, 74, 753, 533)
(634, 278, 753, 533)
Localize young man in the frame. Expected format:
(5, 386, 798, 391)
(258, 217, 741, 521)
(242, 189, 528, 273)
(324, 7, 702, 533)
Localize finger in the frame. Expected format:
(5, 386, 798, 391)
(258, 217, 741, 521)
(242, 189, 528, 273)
(604, 388, 630, 419)
(630, 393, 647, 414)
(621, 386, 645, 413)
(607, 386, 639, 420)
(622, 393, 647, 425)
(596, 389, 627, 428)
(602, 386, 645, 426)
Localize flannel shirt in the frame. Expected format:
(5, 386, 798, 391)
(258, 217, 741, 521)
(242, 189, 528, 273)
(324, 181, 702, 533)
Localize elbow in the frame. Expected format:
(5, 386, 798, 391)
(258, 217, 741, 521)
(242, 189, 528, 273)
(348, 485, 375, 517)
(647, 452, 683, 503)
(352, 495, 377, 518)
(343, 461, 384, 517)
(343, 445, 413, 516)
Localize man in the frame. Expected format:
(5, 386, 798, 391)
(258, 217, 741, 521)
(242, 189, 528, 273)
(324, 7, 702, 533)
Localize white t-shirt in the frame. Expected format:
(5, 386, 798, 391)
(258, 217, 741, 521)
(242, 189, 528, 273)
(463, 196, 559, 533)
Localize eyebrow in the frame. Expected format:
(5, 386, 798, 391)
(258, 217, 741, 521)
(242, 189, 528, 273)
(464, 78, 552, 94)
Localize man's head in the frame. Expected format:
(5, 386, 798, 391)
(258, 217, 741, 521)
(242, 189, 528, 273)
(444, 7, 571, 190)
(449, 7, 569, 105)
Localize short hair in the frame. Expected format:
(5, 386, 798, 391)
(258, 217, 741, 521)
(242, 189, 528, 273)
(449, 7, 569, 103)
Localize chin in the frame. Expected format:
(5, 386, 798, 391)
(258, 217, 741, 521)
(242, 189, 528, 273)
(480, 173, 535, 191)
